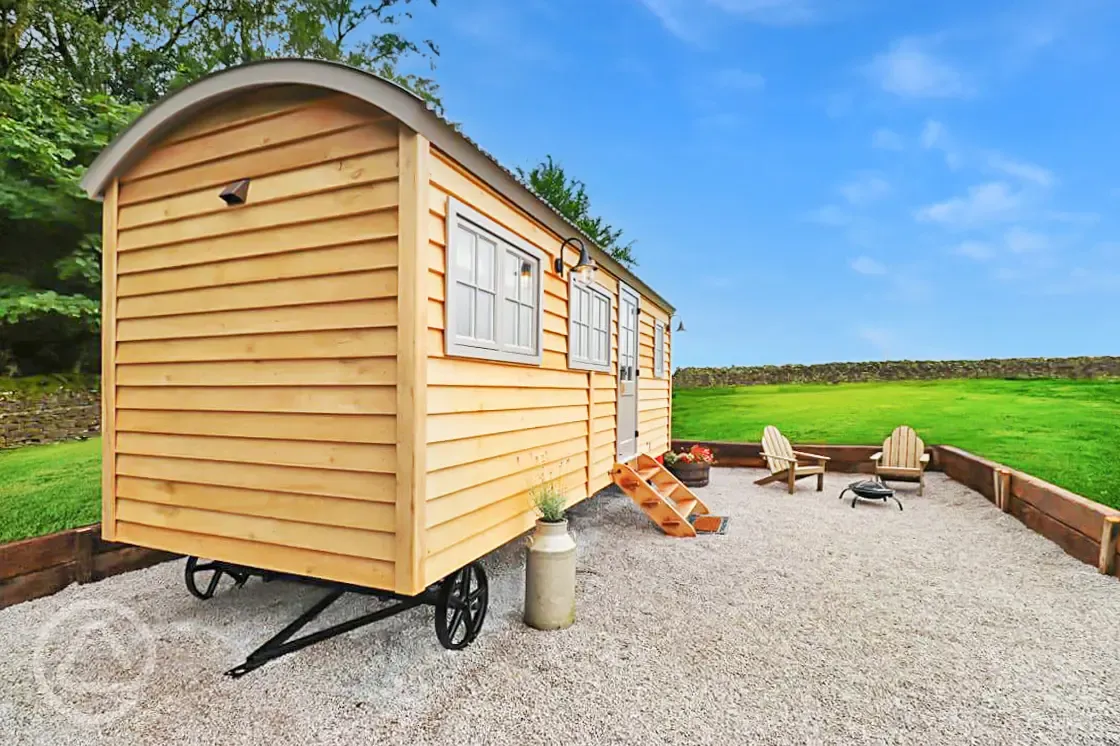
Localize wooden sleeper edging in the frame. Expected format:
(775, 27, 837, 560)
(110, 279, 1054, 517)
(672, 439, 1120, 580)
(0, 524, 177, 610)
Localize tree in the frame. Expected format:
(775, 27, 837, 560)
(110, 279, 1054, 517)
(517, 156, 637, 268)
(0, 0, 444, 374)
(0, 0, 441, 108)
(0, 78, 139, 373)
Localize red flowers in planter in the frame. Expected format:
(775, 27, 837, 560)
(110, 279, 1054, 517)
(662, 445, 715, 466)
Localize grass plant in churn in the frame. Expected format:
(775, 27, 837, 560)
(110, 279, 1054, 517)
(524, 479, 577, 630)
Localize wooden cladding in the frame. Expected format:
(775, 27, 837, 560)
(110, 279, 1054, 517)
(97, 84, 674, 597)
(104, 89, 402, 591)
(417, 149, 670, 588)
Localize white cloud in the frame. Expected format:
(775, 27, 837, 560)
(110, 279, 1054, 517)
(915, 182, 1022, 226)
(919, 119, 962, 169)
(1096, 241, 1120, 258)
(839, 173, 891, 206)
(953, 240, 995, 260)
(824, 91, 854, 119)
(850, 256, 887, 275)
(872, 128, 904, 150)
(988, 153, 1054, 187)
(704, 0, 815, 24)
(692, 112, 742, 132)
(714, 68, 766, 91)
(857, 326, 895, 357)
(806, 205, 853, 227)
(1004, 226, 1049, 253)
(639, 0, 815, 41)
(867, 38, 972, 99)
(993, 267, 1024, 282)
(920, 120, 946, 149)
(1044, 267, 1120, 295)
(1044, 210, 1099, 226)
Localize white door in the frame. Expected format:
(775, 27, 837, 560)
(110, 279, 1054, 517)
(616, 284, 640, 462)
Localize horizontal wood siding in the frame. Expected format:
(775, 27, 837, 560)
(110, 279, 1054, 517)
(107, 88, 400, 589)
(420, 149, 667, 585)
(638, 304, 672, 458)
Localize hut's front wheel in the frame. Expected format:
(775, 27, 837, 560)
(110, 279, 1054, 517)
(434, 562, 488, 650)
(184, 556, 248, 600)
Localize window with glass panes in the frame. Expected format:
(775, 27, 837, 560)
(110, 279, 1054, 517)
(569, 277, 611, 372)
(445, 199, 543, 364)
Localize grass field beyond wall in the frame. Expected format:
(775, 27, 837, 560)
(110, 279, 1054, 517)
(0, 439, 101, 543)
(2, 378, 1118, 542)
(673, 379, 1120, 509)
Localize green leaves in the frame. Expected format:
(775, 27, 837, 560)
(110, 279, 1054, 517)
(517, 156, 638, 268)
(0, 79, 133, 372)
(2, 0, 442, 107)
(0, 288, 100, 328)
(0, 0, 444, 374)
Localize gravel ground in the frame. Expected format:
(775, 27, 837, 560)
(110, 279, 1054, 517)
(4, 468, 1120, 746)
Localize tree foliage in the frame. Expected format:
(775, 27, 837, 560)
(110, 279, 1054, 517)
(0, 0, 441, 374)
(517, 156, 637, 268)
(0, 79, 140, 373)
(0, 0, 441, 106)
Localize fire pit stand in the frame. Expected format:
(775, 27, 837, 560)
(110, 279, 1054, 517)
(839, 479, 903, 511)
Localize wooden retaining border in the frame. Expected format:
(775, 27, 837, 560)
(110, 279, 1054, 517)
(4, 440, 1117, 608)
(672, 439, 1120, 579)
(934, 445, 1120, 577)
(0, 525, 177, 610)
(672, 439, 880, 474)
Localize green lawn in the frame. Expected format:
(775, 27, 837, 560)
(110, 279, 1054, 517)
(0, 438, 101, 543)
(673, 378, 1120, 509)
(1, 378, 1118, 542)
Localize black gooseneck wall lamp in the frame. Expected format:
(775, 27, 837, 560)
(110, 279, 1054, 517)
(554, 236, 598, 286)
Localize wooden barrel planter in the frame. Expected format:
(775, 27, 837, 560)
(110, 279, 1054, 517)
(667, 462, 710, 488)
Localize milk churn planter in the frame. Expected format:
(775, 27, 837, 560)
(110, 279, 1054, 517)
(524, 483, 577, 630)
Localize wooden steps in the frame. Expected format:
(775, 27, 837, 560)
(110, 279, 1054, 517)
(611, 453, 709, 538)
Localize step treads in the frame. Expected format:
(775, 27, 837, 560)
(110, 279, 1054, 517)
(673, 498, 698, 517)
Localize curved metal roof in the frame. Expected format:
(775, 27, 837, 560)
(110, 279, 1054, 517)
(81, 59, 673, 313)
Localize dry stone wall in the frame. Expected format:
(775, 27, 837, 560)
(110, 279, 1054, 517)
(1, 384, 100, 448)
(674, 356, 1120, 388)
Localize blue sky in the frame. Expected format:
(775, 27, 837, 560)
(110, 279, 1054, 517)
(400, 0, 1120, 367)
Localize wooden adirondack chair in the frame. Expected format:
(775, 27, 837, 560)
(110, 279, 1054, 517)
(871, 425, 930, 496)
(754, 425, 830, 494)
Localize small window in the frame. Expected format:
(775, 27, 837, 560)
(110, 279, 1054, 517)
(445, 199, 544, 364)
(568, 276, 612, 372)
(654, 320, 666, 378)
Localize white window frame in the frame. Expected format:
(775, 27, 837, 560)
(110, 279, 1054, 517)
(445, 198, 544, 365)
(568, 275, 612, 373)
(654, 320, 666, 378)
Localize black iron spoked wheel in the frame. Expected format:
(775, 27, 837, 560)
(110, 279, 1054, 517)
(434, 562, 488, 650)
(184, 556, 249, 600)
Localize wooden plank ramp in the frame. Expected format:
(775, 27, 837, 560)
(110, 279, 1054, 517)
(611, 453, 709, 537)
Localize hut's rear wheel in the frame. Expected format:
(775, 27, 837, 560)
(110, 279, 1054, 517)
(184, 556, 249, 600)
(434, 562, 488, 650)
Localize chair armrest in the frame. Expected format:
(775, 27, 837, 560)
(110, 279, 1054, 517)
(919, 453, 930, 464)
(870, 452, 883, 462)
(793, 450, 831, 461)
(761, 451, 797, 464)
